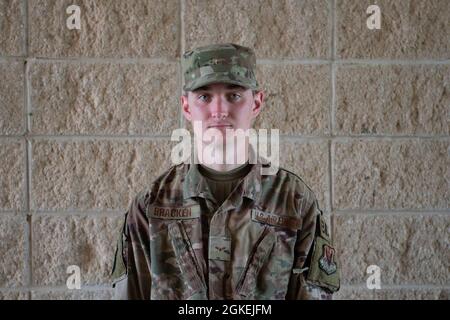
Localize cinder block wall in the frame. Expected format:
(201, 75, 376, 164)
(0, 0, 448, 300)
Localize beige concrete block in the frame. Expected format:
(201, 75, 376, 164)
(0, 140, 25, 211)
(280, 140, 329, 211)
(32, 215, 122, 286)
(0, 216, 25, 287)
(31, 140, 174, 211)
(335, 287, 449, 300)
(185, 0, 330, 59)
(336, 65, 450, 135)
(254, 64, 331, 135)
(0, 290, 29, 300)
(337, 0, 450, 59)
(29, 0, 180, 58)
(0, 61, 25, 135)
(333, 214, 450, 286)
(30, 62, 179, 135)
(333, 140, 449, 210)
(31, 288, 113, 300)
(0, 0, 25, 56)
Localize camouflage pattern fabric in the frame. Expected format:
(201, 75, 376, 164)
(111, 158, 340, 300)
(181, 43, 259, 91)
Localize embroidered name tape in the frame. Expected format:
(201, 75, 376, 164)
(149, 205, 201, 220)
(251, 209, 301, 230)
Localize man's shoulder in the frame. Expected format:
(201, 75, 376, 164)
(266, 166, 318, 204)
(261, 167, 317, 212)
(152, 162, 189, 186)
(133, 162, 189, 203)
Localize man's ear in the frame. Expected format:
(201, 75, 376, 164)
(181, 94, 192, 122)
(252, 90, 264, 118)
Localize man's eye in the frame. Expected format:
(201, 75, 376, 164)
(229, 93, 241, 101)
(198, 95, 209, 102)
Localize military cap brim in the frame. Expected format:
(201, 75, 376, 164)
(183, 73, 259, 91)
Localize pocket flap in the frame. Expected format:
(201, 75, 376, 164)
(236, 227, 277, 298)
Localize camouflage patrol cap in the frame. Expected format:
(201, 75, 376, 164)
(181, 43, 259, 91)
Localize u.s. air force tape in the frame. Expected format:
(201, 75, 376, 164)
(148, 205, 201, 220)
(251, 209, 302, 230)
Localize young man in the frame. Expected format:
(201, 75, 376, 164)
(111, 43, 340, 299)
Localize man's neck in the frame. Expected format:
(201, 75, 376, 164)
(196, 143, 250, 172)
(200, 161, 247, 172)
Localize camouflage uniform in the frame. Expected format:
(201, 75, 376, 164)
(111, 43, 340, 299)
(111, 158, 339, 299)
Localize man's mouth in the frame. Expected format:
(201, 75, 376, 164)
(208, 124, 233, 129)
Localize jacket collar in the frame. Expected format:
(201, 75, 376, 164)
(182, 146, 264, 204)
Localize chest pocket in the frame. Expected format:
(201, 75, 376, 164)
(148, 206, 207, 300)
(149, 217, 207, 300)
(235, 225, 277, 298)
(234, 209, 302, 299)
(168, 221, 207, 298)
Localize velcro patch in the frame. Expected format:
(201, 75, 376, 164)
(318, 214, 330, 240)
(209, 236, 231, 261)
(148, 205, 201, 220)
(251, 209, 301, 230)
(306, 237, 340, 292)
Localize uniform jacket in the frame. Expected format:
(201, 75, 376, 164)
(111, 159, 340, 299)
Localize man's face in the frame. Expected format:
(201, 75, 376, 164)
(181, 82, 264, 138)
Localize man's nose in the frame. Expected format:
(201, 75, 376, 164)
(211, 112, 228, 121)
(210, 96, 229, 120)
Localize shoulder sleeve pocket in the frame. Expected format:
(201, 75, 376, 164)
(305, 215, 340, 292)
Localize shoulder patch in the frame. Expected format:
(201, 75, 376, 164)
(319, 244, 337, 275)
(251, 208, 302, 230)
(306, 236, 340, 292)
